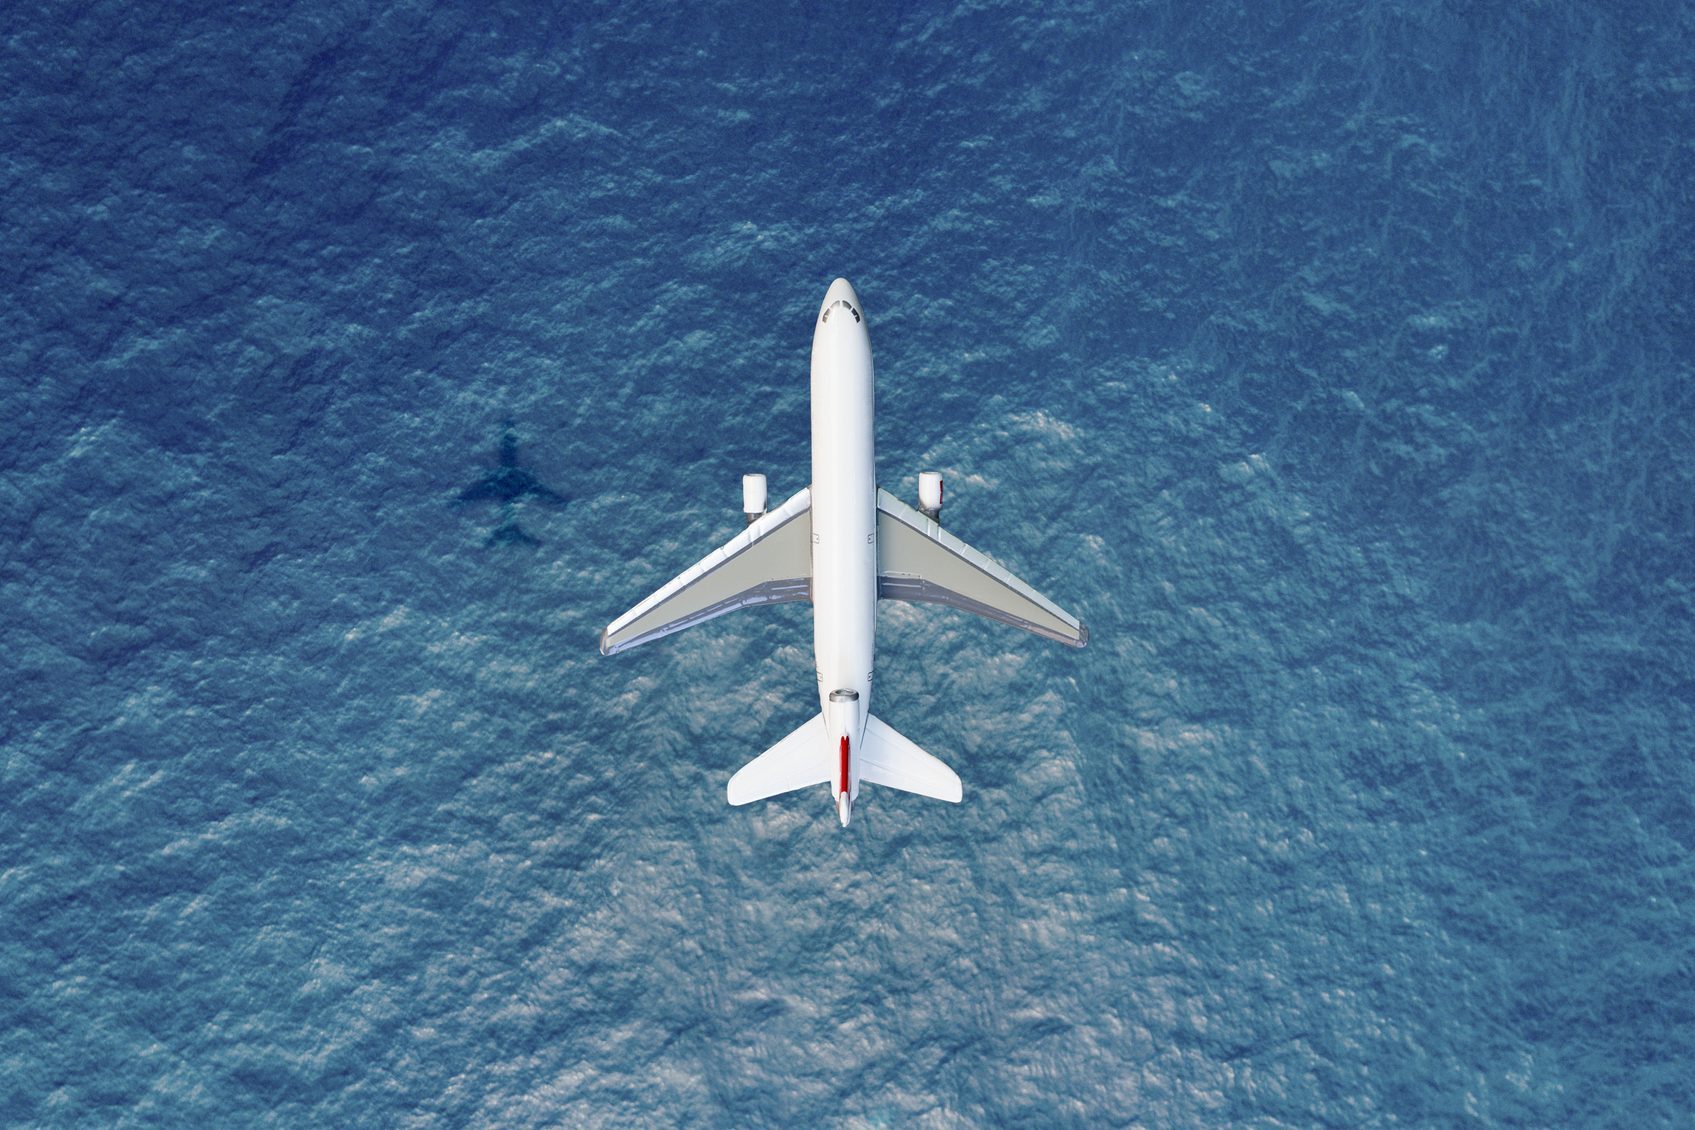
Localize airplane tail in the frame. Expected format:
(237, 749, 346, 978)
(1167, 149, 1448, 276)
(727, 713, 829, 805)
(725, 712, 963, 806)
(860, 715, 962, 802)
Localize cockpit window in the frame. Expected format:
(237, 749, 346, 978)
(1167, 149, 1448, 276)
(821, 299, 861, 324)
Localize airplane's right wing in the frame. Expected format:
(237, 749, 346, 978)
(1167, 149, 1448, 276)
(875, 487, 1087, 648)
(601, 487, 812, 655)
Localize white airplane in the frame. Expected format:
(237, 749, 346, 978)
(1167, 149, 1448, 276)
(601, 278, 1087, 827)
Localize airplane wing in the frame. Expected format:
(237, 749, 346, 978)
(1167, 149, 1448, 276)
(600, 487, 813, 656)
(875, 487, 1087, 648)
(525, 482, 570, 507)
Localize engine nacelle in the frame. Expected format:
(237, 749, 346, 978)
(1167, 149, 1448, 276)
(742, 473, 768, 525)
(918, 471, 944, 522)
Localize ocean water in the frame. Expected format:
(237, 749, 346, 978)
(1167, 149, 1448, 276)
(4, 2, 1692, 1125)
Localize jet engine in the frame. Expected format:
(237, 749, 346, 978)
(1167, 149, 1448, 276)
(742, 473, 768, 525)
(918, 471, 943, 522)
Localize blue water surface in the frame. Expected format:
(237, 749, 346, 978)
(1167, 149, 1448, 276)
(4, 2, 1692, 1125)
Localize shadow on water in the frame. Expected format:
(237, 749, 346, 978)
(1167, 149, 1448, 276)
(455, 422, 568, 546)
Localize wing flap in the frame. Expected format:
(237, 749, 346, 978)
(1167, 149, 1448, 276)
(875, 488, 1087, 647)
(601, 487, 812, 655)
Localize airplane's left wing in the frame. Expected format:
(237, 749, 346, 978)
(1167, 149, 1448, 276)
(600, 487, 812, 656)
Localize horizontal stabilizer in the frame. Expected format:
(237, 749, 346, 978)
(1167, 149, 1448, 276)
(727, 713, 830, 805)
(859, 715, 962, 802)
(875, 488, 1087, 648)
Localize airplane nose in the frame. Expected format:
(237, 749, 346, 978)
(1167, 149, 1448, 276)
(818, 277, 863, 326)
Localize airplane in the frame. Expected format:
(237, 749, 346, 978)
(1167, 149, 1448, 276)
(456, 423, 568, 546)
(600, 279, 1086, 827)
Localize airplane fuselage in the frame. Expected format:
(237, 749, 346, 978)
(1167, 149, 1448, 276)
(810, 278, 876, 822)
(600, 276, 1084, 829)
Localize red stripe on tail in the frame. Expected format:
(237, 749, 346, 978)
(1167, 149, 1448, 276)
(839, 735, 849, 795)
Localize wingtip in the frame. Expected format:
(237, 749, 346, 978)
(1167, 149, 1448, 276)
(1075, 623, 1089, 648)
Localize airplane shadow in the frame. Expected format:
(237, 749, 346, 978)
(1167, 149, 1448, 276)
(455, 422, 568, 547)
